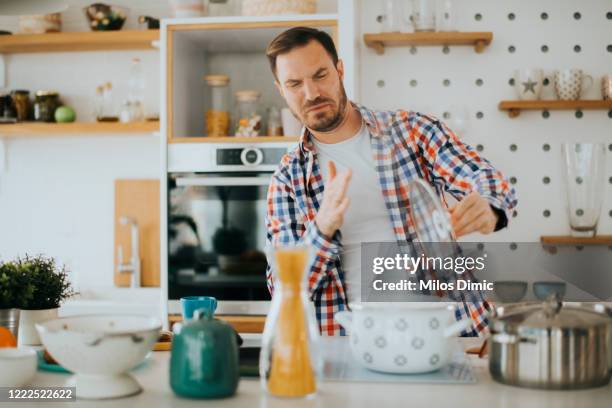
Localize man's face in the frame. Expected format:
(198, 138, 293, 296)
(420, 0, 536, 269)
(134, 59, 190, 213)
(274, 40, 347, 132)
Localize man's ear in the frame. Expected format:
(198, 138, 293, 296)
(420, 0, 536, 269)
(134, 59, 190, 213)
(336, 59, 345, 82)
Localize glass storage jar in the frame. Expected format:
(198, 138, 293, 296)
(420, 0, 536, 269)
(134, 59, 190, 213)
(234, 90, 262, 137)
(33, 90, 60, 122)
(11, 90, 30, 122)
(204, 74, 230, 137)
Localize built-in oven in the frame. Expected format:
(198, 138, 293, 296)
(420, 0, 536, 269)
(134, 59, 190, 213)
(166, 143, 294, 315)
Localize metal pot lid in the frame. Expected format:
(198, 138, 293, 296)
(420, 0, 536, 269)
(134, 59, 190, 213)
(492, 300, 611, 332)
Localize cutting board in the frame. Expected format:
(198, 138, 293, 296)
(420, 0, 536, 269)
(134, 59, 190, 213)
(114, 179, 160, 287)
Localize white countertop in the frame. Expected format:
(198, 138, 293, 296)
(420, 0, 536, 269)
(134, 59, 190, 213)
(11, 338, 612, 408)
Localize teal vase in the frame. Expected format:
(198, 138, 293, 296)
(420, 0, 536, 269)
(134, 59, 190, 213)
(170, 309, 239, 399)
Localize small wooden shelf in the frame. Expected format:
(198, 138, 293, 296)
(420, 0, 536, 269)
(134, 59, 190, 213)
(170, 136, 299, 144)
(499, 100, 612, 118)
(0, 29, 159, 53)
(363, 31, 493, 55)
(0, 121, 159, 137)
(541, 235, 612, 246)
(168, 314, 265, 333)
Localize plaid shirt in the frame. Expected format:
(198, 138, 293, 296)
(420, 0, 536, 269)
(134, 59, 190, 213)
(265, 102, 517, 336)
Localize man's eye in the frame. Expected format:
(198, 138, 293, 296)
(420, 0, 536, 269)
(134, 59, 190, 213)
(288, 82, 300, 88)
(315, 73, 327, 80)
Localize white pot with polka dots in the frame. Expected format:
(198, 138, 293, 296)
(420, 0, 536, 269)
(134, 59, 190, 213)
(335, 303, 473, 374)
(554, 69, 593, 101)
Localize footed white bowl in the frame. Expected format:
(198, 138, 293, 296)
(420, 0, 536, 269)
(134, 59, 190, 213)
(36, 315, 160, 399)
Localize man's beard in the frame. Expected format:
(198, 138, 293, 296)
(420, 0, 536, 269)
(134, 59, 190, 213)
(299, 85, 348, 132)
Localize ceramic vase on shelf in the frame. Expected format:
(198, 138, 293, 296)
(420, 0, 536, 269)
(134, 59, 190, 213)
(18, 308, 58, 346)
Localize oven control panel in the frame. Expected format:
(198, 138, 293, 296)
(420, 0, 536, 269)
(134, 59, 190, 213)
(216, 147, 288, 166)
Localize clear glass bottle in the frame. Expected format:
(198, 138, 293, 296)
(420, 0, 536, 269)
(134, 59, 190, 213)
(127, 58, 145, 121)
(204, 74, 230, 137)
(259, 245, 321, 398)
(234, 90, 261, 137)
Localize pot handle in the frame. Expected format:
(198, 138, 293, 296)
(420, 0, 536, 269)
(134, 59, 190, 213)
(490, 333, 537, 344)
(335, 311, 353, 333)
(443, 318, 475, 338)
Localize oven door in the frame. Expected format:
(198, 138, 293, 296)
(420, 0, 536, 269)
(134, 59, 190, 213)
(167, 173, 272, 313)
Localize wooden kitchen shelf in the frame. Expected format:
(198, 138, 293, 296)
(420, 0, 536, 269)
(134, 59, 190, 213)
(0, 29, 159, 53)
(540, 235, 612, 246)
(168, 315, 266, 333)
(170, 136, 299, 143)
(499, 100, 612, 118)
(363, 31, 493, 55)
(0, 121, 159, 137)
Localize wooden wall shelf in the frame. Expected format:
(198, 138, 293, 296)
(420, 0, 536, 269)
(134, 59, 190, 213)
(170, 136, 299, 144)
(168, 314, 266, 333)
(541, 235, 612, 246)
(0, 121, 159, 137)
(363, 31, 493, 55)
(499, 100, 612, 118)
(0, 30, 159, 53)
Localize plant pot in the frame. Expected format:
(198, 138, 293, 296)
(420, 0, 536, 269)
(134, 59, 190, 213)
(0, 308, 20, 340)
(18, 308, 58, 346)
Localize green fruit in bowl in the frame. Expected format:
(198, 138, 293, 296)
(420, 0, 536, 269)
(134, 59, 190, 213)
(54, 106, 76, 123)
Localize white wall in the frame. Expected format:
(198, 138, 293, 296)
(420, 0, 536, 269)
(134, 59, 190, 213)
(1, 0, 610, 290)
(358, 0, 612, 242)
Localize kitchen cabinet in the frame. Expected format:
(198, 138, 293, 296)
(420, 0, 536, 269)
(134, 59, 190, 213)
(115, 179, 160, 287)
(163, 15, 345, 143)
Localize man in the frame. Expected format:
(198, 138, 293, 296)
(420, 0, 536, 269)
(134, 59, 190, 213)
(264, 27, 517, 336)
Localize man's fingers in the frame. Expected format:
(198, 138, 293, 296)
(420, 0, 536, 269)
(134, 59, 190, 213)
(453, 203, 487, 233)
(337, 196, 350, 214)
(337, 169, 352, 198)
(450, 192, 479, 221)
(328, 161, 337, 180)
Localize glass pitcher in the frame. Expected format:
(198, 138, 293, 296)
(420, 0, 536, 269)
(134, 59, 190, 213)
(259, 245, 321, 398)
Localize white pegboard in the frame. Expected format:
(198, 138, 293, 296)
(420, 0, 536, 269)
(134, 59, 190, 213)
(358, 0, 612, 242)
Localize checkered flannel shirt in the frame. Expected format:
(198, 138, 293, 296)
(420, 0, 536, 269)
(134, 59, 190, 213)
(265, 102, 517, 336)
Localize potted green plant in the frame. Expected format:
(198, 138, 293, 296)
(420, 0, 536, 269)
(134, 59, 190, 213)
(15, 255, 75, 346)
(0, 260, 31, 339)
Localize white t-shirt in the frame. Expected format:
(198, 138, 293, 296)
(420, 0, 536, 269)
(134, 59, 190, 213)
(312, 122, 396, 303)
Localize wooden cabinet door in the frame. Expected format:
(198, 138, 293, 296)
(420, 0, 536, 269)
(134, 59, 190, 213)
(114, 179, 160, 287)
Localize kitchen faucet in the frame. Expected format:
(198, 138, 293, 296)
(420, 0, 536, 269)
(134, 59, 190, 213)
(117, 216, 141, 288)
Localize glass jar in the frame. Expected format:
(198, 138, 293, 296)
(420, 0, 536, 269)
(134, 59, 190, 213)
(234, 90, 262, 137)
(0, 93, 16, 121)
(33, 90, 60, 122)
(260, 245, 321, 398)
(204, 74, 230, 137)
(11, 90, 30, 122)
(266, 106, 283, 136)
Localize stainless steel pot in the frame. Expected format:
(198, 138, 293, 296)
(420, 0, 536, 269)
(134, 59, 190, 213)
(0, 308, 20, 339)
(489, 299, 612, 390)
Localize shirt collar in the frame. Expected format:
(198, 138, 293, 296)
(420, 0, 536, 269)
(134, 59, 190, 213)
(298, 101, 384, 156)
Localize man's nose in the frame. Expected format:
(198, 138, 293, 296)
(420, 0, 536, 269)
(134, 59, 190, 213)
(303, 79, 320, 102)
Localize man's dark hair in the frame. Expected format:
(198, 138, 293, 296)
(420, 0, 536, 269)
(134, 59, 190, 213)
(266, 26, 338, 80)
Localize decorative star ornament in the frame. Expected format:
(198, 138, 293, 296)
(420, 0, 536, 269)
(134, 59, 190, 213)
(522, 79, 538, 94)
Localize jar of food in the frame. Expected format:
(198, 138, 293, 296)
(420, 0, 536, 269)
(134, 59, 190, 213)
(33, 91, 60, 122)
(0, 93, 16, 121)
(266, 106, 283, 136)
(11, 90, 31, 122)
(204, 75, 230, 137)
(234, 90, 262, 137)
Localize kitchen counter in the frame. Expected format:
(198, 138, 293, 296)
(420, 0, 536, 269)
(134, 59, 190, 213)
(15, 338, 612, 408)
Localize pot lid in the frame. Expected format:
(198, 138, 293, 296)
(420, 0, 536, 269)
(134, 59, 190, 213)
(493, 301, 611, 332)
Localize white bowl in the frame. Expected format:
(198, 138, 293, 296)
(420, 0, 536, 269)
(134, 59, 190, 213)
(0, 348, 37, 387)
(336, 303, 473, 374)
(36, 315, 161, 399)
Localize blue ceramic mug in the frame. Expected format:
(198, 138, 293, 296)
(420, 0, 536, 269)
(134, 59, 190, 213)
(180, 296, 217, 320)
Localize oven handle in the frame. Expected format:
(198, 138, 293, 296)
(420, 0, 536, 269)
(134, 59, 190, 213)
(175, 177, 272, 187)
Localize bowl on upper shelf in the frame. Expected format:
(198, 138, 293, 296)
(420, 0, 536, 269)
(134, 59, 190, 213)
(84, 3, 128, 31)
(494, 281, 528, 303)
